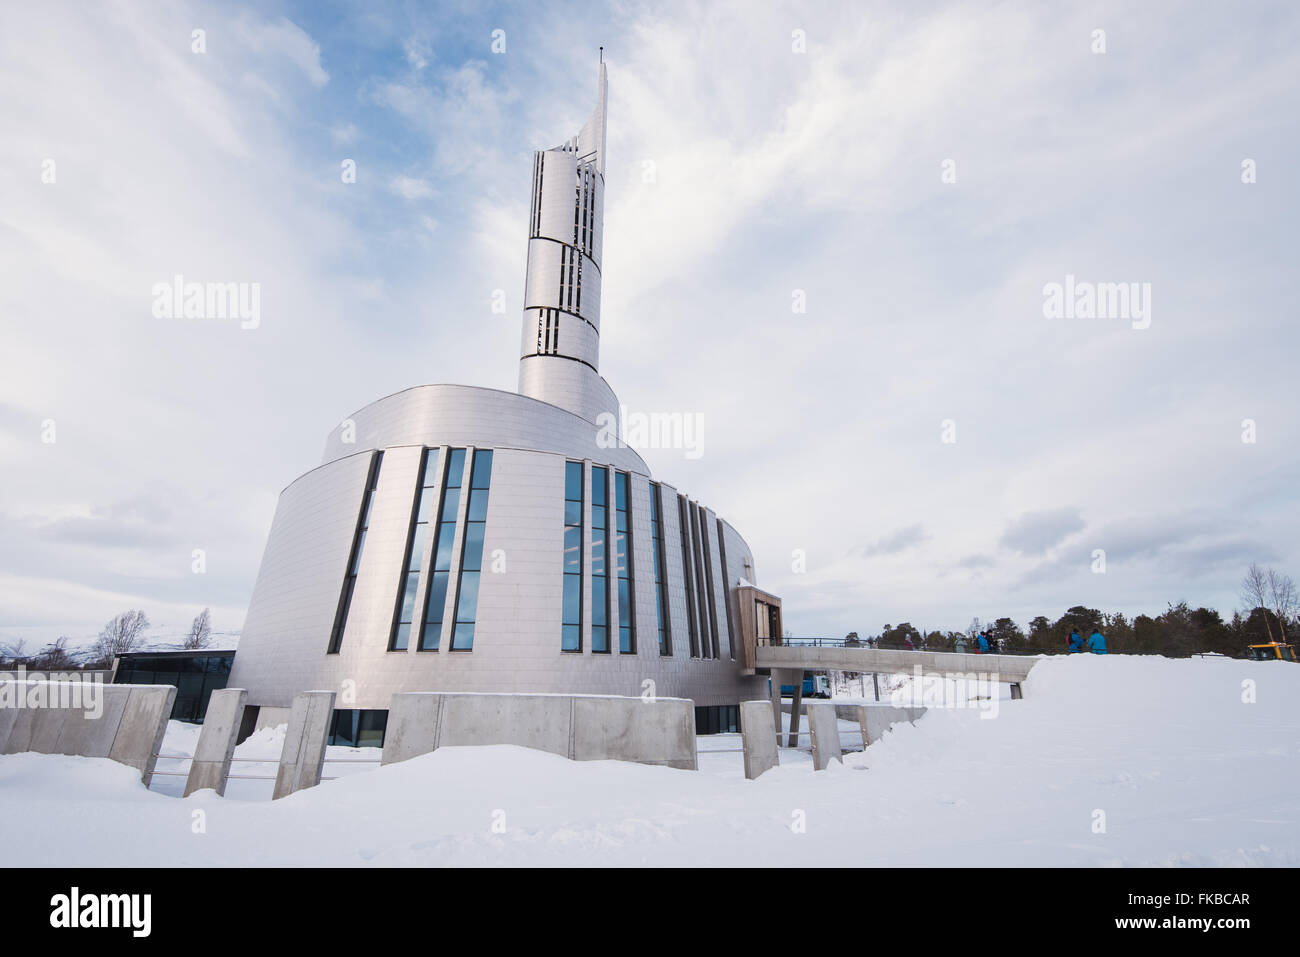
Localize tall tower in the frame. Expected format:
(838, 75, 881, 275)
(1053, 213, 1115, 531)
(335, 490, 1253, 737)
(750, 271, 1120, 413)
(517, 63, 618, 427)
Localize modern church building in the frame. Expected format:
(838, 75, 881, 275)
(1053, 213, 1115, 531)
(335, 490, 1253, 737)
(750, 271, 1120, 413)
(229, 65, 782, 743)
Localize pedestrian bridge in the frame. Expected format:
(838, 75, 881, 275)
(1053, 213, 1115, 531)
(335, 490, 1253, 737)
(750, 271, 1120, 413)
(753, 640, 1040, 748)
(754, 643, 1038, 684)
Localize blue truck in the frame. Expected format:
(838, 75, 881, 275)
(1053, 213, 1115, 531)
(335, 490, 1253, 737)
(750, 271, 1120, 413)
(774, 674, 831, 698)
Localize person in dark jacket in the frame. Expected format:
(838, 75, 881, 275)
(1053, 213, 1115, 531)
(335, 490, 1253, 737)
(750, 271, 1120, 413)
(1087, 629, 1107, 654)
(1068, 630, 1084, 654)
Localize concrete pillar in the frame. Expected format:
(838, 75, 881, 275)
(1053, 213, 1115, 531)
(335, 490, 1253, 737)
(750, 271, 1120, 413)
(769, 669, 791, 735)
(739, 700, 779, 780)
(807, 702, 842, 770)
(184, 688, 246, 797)
(851, 705, 869, 750)
(787, 672, 804, 748)
(273, 691, 335, 800)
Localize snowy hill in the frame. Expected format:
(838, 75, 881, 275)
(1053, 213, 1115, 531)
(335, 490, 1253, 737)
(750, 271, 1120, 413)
(1, 654, 1296, 866)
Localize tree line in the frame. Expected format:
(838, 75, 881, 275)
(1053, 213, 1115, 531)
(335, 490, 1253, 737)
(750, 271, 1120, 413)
(0, 607, 214, 670)
(855, 564, 1297, 658)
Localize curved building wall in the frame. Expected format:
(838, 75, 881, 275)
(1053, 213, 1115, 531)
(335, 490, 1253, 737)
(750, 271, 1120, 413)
(231, 388, 767, 710)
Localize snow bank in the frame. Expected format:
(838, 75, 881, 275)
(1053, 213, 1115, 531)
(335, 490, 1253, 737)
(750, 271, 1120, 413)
(1, 654, 1296, 866)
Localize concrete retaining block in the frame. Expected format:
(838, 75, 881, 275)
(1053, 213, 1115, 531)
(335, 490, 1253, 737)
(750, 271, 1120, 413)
(572, 696, 696, 769)
(740, 699, 779, 780)
(184, 688, 247, 797)
(863, 705, 927, 744)
(273, 691, 335, 800)
(0, 681, 174, 786)
(381, 692, 698, 770)
(440, 693, 573, 757)
(807, 703, 842, 770)
(109, 685, 177, 787)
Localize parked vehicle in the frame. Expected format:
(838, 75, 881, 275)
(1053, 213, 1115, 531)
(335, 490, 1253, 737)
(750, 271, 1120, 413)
(775, 675, 831, 698)
(1246, 642, 1297, 662)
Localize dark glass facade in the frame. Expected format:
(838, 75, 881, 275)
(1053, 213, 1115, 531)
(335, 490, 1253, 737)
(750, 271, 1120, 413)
(327, 708, 388, 748)
(113, 651, 234, 723)
(694, 704, 740, 735)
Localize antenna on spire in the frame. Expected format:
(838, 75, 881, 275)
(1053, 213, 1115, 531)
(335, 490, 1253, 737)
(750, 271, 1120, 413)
(599, 46, 603, 63)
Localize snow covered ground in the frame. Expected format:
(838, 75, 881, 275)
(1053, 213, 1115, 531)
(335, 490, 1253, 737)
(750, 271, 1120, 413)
(1, 654, 1296, 866)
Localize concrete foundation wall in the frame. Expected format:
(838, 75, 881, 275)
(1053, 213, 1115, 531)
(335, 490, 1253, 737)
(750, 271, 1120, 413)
(382, 692, 697, 769)
(0, 681, 175, 786)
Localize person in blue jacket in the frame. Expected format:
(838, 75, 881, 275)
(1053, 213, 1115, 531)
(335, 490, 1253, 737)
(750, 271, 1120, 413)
(1087, 629, 1107, 654)
(976, 632, 989, 654)
(1067, 630, 1084, 654)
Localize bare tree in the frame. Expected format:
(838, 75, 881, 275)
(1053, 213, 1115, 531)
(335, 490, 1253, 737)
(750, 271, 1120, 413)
(32, 637, 73, 671)
(1240, 563, 1277, 644)
(95, 610, 150, 661)
(1267, 569, 1296, 640)
(0, 638, 27, 663)
(184, 607, 212, 650)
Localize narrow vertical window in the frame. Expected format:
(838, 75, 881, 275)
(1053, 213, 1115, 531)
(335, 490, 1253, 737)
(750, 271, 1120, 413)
(678, 494, 699, 658)
(328, 451, 383, 654)
(650, 484, 672, 656)
(450, 449, 493, 650)
(562, 461, 583, 651)
(690, 502, 715, 658)
(418, 447, 465, 651)
(716, 517, 736, 660)
(700, 509, 721, 659)
(390, 448, 439, 651)
(591, 466, 610, 653)
(615, 471, 635, 654)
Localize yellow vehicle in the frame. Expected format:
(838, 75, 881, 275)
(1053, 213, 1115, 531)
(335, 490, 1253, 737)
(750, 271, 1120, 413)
(1246, 641, 1298, 662)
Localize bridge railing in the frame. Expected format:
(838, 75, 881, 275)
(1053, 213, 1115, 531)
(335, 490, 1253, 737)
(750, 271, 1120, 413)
(759, 637, 1066, 656)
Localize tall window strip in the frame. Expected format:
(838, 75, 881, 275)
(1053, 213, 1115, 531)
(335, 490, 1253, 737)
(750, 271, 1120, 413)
(698, 506, 721, 659)
(562, 461, 583, 651)
(689, 502, 713, 659)
(534, 308, 559, 355)
(677, 494, 700, 658)
(531, 153, 544, 236)
(418, 447, 465, 651)
(650, 484, 671, 656)
(716, 517, 736, 660)
(449, 449, 493, 651)
(591, 466, 610, 653)
(328, 451, 383, 654)
(389, 448, 439, 651)
(615, 471, 635, 654)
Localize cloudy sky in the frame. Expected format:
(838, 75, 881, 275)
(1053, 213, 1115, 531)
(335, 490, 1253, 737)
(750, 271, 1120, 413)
(1, 0, 1297, 648)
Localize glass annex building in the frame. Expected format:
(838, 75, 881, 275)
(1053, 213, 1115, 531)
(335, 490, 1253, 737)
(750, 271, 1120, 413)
(229, 65, 772, 738)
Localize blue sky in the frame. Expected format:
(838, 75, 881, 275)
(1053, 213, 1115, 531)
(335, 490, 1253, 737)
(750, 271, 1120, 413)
(1, 0, 1297, 647)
